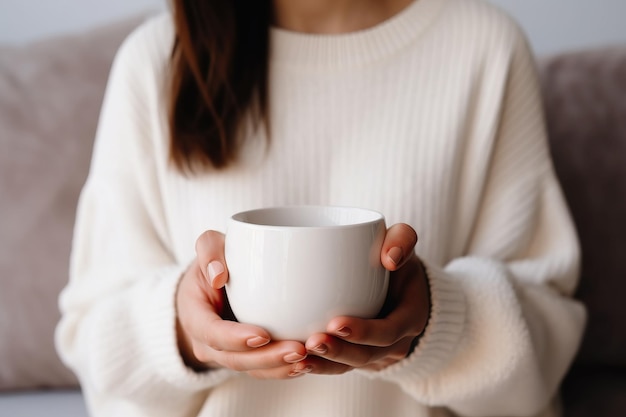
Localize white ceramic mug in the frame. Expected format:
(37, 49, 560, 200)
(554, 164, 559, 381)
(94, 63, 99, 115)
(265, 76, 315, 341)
(224, 205, 389, 341)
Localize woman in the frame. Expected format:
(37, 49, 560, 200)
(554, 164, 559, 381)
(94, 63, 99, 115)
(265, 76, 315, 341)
(56, 0, 586, 416)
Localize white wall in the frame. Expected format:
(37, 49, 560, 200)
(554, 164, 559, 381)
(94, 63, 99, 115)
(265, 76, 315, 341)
(488, 0, 626, 55)
(0, 0, 165, 45)
(0, 0, 625, 55)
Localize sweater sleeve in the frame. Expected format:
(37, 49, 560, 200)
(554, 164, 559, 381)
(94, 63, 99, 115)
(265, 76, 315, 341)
(361, 25, 586, 417)
(55, 18, 234, 415)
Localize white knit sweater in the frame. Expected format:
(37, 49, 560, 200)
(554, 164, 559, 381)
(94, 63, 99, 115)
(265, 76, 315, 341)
(56, 0, 586, 416)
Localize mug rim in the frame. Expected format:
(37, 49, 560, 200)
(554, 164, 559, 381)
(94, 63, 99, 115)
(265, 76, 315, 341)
(229, 205, 385, 230)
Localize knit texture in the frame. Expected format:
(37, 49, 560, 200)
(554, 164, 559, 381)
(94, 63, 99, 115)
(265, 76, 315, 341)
(56, 0, 586, 416)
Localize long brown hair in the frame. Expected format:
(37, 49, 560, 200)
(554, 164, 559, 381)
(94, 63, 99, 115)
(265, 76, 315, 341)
(169, 0, 271, 172)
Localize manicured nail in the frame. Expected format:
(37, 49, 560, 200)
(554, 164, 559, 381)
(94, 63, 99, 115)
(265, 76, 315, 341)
(310, 344, 328, 355)
(246, 336, 270, 348)
(289, 365, 313, 377)
(207, 261, 224, 286)
(335, 327, 351, 338)
(283, 352, 307, 363)
(388, 247, 403, 266)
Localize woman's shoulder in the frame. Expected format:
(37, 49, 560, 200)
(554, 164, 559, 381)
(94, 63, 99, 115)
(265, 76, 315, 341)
(446, 0, 523, 31)
(126, 13, 173, 45)
(113, 12, 174, 76)
(441, 0, 529, 52)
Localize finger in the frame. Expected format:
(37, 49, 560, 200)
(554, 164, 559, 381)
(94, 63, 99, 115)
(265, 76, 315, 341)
(207, 340, 308, 373)
(195, 230, 229, 288)
(359, 339, 415, 371)
(305, 333, 414, 370)
(381, 223, 418, 271)
(325, 264, 428, 347)
(179, 270, 272, 353)
(247, 363, 310, 379)
(187, 295, 272, 353)
(296, 355, 353, 376)
(304, 333, 389, 368)
(327, 317, 410, 348)
(326, 302, 424, 348)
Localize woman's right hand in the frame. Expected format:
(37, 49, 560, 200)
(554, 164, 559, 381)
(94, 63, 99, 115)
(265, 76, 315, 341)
(175, 230, 310, 378)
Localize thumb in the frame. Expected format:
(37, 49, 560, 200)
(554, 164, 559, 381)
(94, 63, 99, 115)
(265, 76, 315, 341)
(381, 223, 418, 271)
(195, 230, 229, 289)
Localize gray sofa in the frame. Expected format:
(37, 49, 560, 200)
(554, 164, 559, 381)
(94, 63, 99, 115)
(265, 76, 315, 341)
(1, 14, 624, 417)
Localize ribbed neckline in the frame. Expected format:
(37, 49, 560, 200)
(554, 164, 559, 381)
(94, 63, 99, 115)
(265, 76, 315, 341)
(270, 0, 446, 69)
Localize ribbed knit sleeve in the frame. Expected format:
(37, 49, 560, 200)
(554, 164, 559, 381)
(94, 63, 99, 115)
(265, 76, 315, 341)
(362, 20, 586, 417)
(55, 18, 234, 416)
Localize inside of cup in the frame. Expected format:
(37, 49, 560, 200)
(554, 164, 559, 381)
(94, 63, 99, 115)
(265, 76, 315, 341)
(232, 206, 383, 227)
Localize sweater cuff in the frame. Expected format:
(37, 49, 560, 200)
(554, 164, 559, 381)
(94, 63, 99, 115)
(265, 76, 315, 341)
(358, 258, 466, 382)
(90, 264, 235, 397)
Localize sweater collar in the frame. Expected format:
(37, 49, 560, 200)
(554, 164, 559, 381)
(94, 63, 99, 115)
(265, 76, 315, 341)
(269, 0, 446, 70)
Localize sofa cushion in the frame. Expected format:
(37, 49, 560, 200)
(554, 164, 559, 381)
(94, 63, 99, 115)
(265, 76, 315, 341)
(0, 15, 150, 390)
(540, 45, 626, 368)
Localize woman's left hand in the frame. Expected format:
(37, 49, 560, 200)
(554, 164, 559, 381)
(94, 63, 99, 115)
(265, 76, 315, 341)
(298, 223, 431, 375)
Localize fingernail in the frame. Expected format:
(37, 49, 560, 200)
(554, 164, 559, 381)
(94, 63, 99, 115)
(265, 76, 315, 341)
(246, 336, 270, 348)
(310, 344, 328, 355)
(388, 247, 403, 266)
(283, 352, 307, 363)
(207, 261, 224, 285)
(335, 327, 351, 338)
(289, 365, 313, 377)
